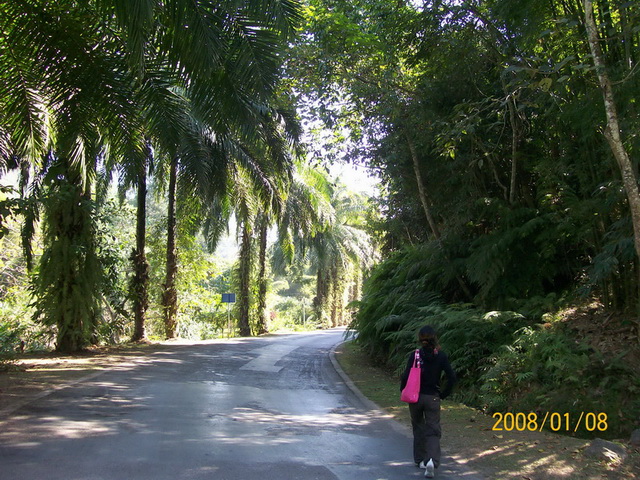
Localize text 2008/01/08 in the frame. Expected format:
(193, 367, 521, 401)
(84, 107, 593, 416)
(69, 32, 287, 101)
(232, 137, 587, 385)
(492, 412, 608, 432)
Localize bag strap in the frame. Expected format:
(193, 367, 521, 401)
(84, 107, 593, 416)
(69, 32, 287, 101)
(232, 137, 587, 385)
(413, 349, 421, 367)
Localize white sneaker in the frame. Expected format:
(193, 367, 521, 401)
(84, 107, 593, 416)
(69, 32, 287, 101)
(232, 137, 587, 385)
(424, 458, 435, 478)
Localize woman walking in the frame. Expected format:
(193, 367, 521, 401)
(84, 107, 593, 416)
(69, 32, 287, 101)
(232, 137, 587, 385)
(400, 325, 456, 478)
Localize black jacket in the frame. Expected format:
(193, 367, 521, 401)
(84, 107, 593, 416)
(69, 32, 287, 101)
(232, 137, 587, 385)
(400, 347, 457, 399)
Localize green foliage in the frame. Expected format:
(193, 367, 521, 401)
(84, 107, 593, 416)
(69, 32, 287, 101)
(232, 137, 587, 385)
(0, 197, 50, 354)
(465, 206, 578, 311)
(480, 323, 640, 438)
(0, 287, 49, 357)
(30, 179, 104, 352)
(352, 244, 530, 370)
(480, 325, 591, 412)
(26, 179, 135, 350)
(0, 0, 638, 442)
(0, 187, 26, 240)
(93, 198, 136, 343)
(432, 310, 530, 397)
(351, 244, 444, 360)
(272, 298, 306, 329)
(268, 272, 316, 331)
(0, 316, 25, 356)
(353, 240, 639, 438)
(292, 0, 640, 312)
(273, 172, 375, 330)
(1, 0, 305, 346)
(143, 191, 226, 340)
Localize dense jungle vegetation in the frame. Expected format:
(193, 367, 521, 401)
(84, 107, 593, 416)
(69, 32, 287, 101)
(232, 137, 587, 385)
(0, 0, 639, 439)
(290, 0, 640, 439)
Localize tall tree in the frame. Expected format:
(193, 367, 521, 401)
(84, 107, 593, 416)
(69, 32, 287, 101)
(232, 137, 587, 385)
(255, 213, 270, 335)
(162, 156, 180, 337)
(290, 0, 478, 299)
(130, 146, 150, 342)
(231, 121, 293, 337)
(583, 0, 640, 279)
(310, 186, 374, 326)
(0, 0, 149, 351)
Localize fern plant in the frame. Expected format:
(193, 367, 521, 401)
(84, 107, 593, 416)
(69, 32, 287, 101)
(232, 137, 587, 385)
(478, 322, 639, 438)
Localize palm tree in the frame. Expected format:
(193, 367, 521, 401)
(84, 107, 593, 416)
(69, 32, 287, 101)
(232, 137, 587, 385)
(228, 112, 294, 337)
(30, 157, 104, 352)
(147, 1, 301, 339)
(246, 108, 301, 336)
(271, 167, 374, 327)
(269, 163, 334, 326)
(156, 98, 296, 338)
(101, 0, 303, 339)
(113, 70, 197, 341)
(131, 148, 151, 342)
(113, 140, 151, 343)
(0, 1, 151, 351)
(255, 213, 271, 334)
(0, 0, 303, 347)
(307, 185, 375, 326)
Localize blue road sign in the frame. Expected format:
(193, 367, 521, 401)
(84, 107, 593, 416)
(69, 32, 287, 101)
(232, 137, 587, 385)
(222, 293, 236, 303)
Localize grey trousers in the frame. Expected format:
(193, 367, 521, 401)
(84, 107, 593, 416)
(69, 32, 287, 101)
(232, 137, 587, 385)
(409, 394, 442, 467)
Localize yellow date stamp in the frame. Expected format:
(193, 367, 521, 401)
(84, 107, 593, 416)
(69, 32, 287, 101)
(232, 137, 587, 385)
(492, 412, 608, 432)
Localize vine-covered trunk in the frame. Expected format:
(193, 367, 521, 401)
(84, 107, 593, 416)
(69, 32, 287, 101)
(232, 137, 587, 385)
(238, 223, 252, 337)
(255, 219, 269, 335)
(131, 153, 149, 342)
(34, 160, 102, 353)
(162, 156, 179, 339)
(55, 185, 99, 352)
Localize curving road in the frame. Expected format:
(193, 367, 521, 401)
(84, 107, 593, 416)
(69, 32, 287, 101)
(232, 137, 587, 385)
(0, 328, 481, 479)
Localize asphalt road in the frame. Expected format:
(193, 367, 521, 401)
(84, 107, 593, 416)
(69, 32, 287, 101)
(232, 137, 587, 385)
(0, 328, 482, 480)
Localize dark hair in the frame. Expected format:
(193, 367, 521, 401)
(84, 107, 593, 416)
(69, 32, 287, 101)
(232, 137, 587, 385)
(418, 325, 438, 350)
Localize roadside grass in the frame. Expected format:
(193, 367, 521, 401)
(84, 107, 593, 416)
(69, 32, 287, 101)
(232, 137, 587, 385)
(334, 340, 640, 480)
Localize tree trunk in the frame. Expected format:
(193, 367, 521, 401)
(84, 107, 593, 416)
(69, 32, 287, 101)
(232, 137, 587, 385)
(255, 218, 269, 335)
(584, 0, 640, 291)
(238, 222, 253, 337)
(406, 133, 473, 300)
(162, 156, 179, 339)
(43, 166, 99, 353)
(406, 133, 441, 238)
(314, 269, 327, 327)
(131, 152, 149, 342)
(347, 268, 360, 326)
(330, 266, 339, 328)
(507, 93, 521, 205)
(57, 183, 92, 352)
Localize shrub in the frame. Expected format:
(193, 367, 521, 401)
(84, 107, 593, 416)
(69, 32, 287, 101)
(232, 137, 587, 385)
(479, 323, 640, 438)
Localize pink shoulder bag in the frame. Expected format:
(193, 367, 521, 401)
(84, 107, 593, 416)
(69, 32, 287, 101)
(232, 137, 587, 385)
(400, 349, 421, 403)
